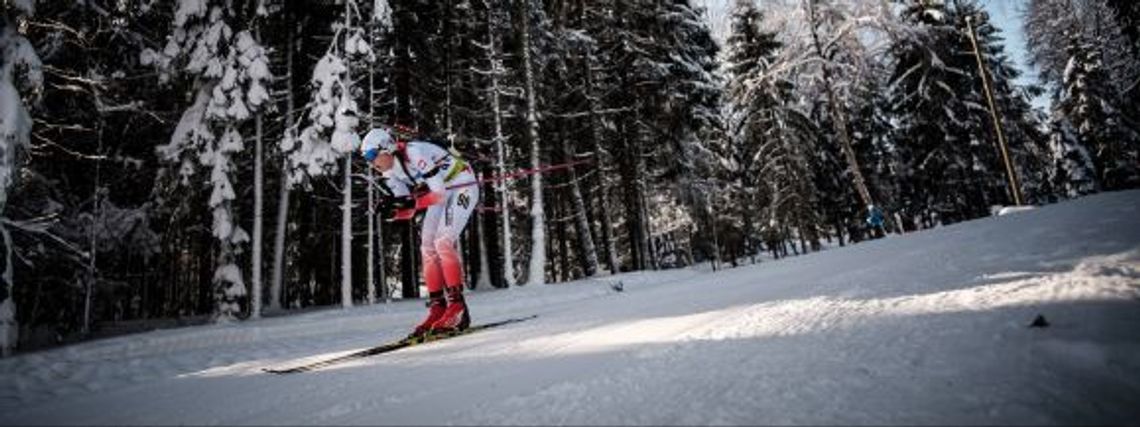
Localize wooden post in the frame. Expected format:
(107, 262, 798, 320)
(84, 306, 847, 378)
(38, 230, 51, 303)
(965, 15, 1024, 206)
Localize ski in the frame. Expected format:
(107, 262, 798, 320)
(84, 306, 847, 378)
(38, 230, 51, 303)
(263, 315, 538, 374)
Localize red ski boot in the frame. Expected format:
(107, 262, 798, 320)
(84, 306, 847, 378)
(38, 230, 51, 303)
(411, 291, 447, 337)
(430, 286, 470, 333)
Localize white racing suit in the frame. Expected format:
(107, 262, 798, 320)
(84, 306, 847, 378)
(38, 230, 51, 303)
(383, 141, 479, 300)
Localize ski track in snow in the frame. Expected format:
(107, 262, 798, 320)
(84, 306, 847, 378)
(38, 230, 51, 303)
(1, 191, 1139, 425)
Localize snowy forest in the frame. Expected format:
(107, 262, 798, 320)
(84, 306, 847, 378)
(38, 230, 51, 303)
(0, 0, 1137, 354)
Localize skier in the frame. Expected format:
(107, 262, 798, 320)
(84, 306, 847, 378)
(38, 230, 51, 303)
(360, 127, 479, 336)
(866, 204, 886, 238)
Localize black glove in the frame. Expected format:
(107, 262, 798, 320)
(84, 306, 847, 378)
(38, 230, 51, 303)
(379, 195, 415, 218)
(411, 183, 430, 198)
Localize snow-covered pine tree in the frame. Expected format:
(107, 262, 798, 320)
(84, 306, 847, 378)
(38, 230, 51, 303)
(144, 1, 271, 322)
(1047, 112, 1098, 197)
(955, 1, 1051, 207)
(887, 0, 1004, 226)
(1055, 32, 1140, 190)
(576, 0, 721, 271)
(648, 0, 722, 263)
(545, 3, 600, 279)
(289, 0, 373, 309)
(293, 0, 373, 308)
(0, 0, 42, 355)
(1105, 0, 1140, 151)
(725, 0, 822, 257)
(1014, 109, 1057, 203)
(802, 0, 876, 226)
(577, 9, 620, 274)
(849, 68, 900, 236)
(1026, 0, 1139, 96)
(581, 0, 644, 270)
(794, 0, 883, 245)
(1027, 0, 1140, 191)
(967, 14, 1051, 205)
(723, 0, 782, 259)
(6, 1, 190, 342)
(1106, 0, 1140, 62)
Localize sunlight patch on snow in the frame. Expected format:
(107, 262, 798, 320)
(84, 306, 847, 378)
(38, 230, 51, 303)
(976, 271, 1044, 281)
(996, 206, 1038, 216)
(508, 251, 1140, 359)
(183, 360, 271, 378)
(882, 252, 1140, 318)
(510, 306, 754, 357)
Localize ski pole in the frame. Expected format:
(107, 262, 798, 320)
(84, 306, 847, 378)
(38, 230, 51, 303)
(445, 158, 594, 190)
(373, 158, 593, 221)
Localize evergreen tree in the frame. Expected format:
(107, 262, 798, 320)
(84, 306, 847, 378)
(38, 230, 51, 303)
(1047, 112, 1098, 197)
(1027, 0, 1139, 95)
(1027, 0, 1140, 193)
(144, 0, 272, 321)
(653, 0, 723, 262)
(959, 2, 1051, 206)
(0, 0, 42, 355)
(1056, 33, 1140, 190)
(888, 0, 1017, 225)
(723, 0, 781, 258)
(803, 0, 876, 232)
(297, 0, 373, 307)
(580, 0, 722, 270)
(849, 57, 899, 236)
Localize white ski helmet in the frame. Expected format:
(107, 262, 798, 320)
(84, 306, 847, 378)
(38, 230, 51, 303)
(360, 128, 396, 161)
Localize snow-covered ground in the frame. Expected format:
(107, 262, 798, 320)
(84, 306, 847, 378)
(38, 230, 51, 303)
(2, 191, 1139, 425)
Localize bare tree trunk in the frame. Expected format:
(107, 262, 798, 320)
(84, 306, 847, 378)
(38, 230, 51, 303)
(270, 25, 298, 312)
(251, 114, 264, 319)
(84, 128, 103, 334)
(271, 169, 290, 311)
(584, 59, 618, 274)
(341, 156, 353, 308)
(640, 189, 655, 270)
(486, 2, 515, 286)
(520, 0, 546, 285)
(0, 225, 13, 356)
(366, 15, 378, 305)
(555, 195, 571, 280)
(339, 1, 354, 308)
(476, 212, 492, 288)
(366, 164, 377, 304)
(620, 118, 642, 271)
(564, 143, 598, 277)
